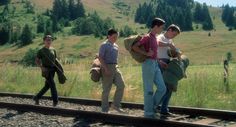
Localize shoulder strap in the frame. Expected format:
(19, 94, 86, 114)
(42, 51, 63, 73)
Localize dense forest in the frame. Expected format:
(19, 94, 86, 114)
(221, 4, 236, 30)
(1, 0, 233, 47)
(135, 0, 213, 31)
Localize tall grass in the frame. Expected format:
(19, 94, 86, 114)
(1, 63, 236, 110)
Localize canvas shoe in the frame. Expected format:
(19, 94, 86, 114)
(111, 104, 125, 113)
(33, 97, 39, 105)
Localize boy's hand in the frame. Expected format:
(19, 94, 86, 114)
(159, 60, 168, 68)
(146, 49, 154, 57)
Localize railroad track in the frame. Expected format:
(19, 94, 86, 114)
(0, 92, 236, 127)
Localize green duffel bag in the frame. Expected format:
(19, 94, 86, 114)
(55, 59, 67, 84)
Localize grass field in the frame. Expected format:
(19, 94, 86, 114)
(1, 63, 236, 110)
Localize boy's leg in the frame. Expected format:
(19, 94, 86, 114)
(48, 69, 58, 106)
(101, 66, 114, 112)
(160, 88, 172, 114)
(153, 63, 166, 108)
(142, 59, 155, 117)
(113, 68, 125, 108)
(34, 79, 50, 100)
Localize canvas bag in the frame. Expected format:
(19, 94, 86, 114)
(90, 57, 101, 82)
(124, 35, 149, 63)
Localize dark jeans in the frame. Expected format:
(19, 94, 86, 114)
(160, 86, 172, 113)
(35, 67, 58, 104)
(159, 58, 172, 113)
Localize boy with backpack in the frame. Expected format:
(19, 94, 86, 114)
(157, 24, 181, 116)
(132, 18, 166, 118)
(98, 29, 125, 113)
(161, 49, 189, 116)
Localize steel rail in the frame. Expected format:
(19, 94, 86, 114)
(0, 101, 215, 127)
(0, 92, 236, 120)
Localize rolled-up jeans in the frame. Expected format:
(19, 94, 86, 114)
(142, 59, 166, 116)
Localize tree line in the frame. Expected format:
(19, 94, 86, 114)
(0, 0, 10, 6)
(221, 4, 236, 30)
(0, 0, 136, 46)
(193, 3, 213, 30)
(135, 0, 214, 31)
(0, 1, 33, 46)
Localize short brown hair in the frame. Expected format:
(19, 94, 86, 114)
(151, 18, 165, 28)
(107, 28, 118, 36)
(167, 24, 181, 33)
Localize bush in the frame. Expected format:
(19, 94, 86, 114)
(19, 48, 39, 66)
(20, 24, 33, 46)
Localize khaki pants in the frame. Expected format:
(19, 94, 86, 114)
(101, 64, 125, 112)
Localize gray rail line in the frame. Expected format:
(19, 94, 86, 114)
(0, 92, 236, 127)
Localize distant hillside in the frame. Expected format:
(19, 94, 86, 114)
(0, 0, 236, 65)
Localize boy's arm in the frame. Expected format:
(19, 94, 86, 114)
(132, 36, 153, 57)
(158, 40, 176, 51)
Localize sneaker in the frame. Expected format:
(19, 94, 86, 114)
(160, 112, 174, 117)
(53, 102, 58, 107)
(33, 97, 39, 105)
(101, 109, 109, 113)
(111, 104, 125, 113)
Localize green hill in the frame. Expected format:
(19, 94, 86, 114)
(0, 0, 236, 65)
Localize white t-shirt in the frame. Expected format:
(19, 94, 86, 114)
(157, 34, 173, 59)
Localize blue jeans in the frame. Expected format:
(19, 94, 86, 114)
(159, 58, 172, 113)
(160, 87, 172, 113)
(142, 59, 166, 116)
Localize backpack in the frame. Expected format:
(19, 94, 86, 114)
(90, 56, 101, 82)
(124, 35, 147, 63)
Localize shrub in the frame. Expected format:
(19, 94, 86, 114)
(20, 48, 39, 66)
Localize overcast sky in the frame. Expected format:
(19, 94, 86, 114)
(194, 0, 236, 7)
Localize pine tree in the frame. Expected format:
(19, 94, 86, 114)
(2, 5, 9, 22)
(222, 4, 230, 23)
(0, 0, 10, 5)
(135, 4, 142, 23)
(45, 19, 53, 35)
(68, 0, 76, 20)
(60, 0, 69, 20)
(194, 3, 203, 22)
(20, 24, 33, 46)
(76, 0, 85, 18)
(226, 8, 235, 27)
(202, 3, 213, 30)
(0, 24, 9, 45)
(37, 15, 45, 33)
(52, 0, 62, 21)
(25, 0, 35, 14)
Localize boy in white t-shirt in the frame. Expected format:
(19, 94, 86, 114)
(157, 24, 180, 71)
(157, 24, 181, 116)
